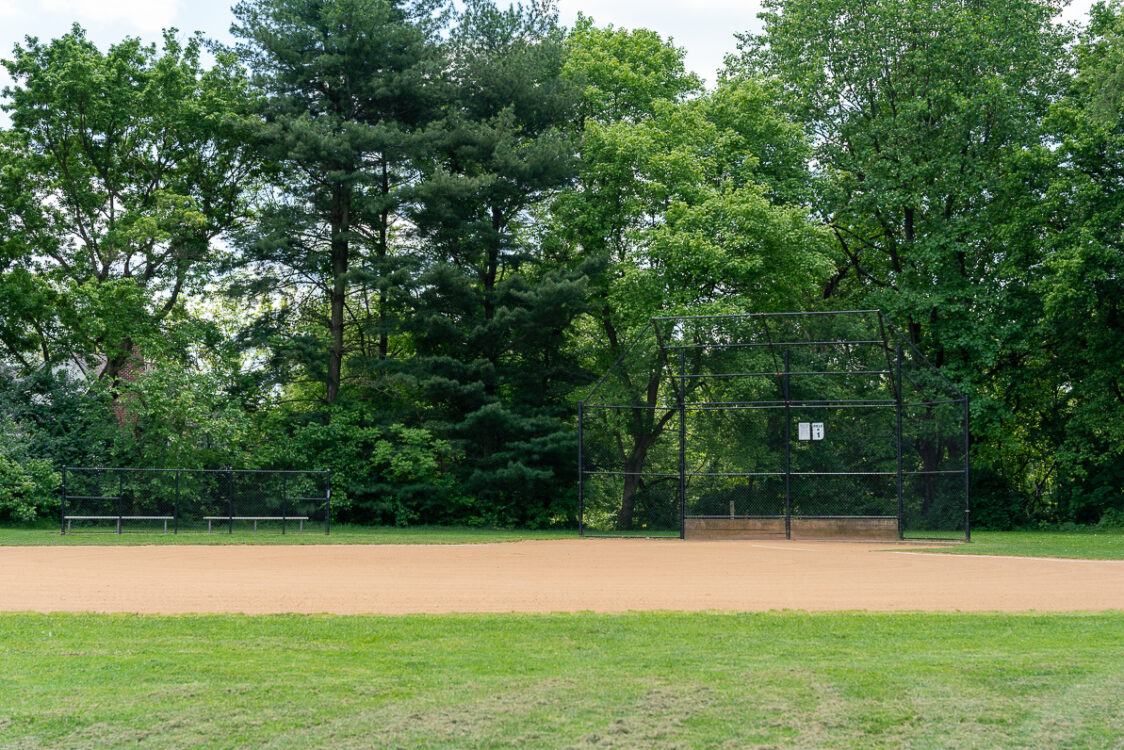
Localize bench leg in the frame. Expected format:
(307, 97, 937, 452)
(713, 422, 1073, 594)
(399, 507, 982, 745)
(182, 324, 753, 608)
(299, 520, 304, 534)
(253, 520, 258, 533)
(207, 520, 212, 534)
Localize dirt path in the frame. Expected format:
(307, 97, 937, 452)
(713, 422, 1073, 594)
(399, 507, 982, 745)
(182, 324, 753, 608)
(2, 539, 1122, 614)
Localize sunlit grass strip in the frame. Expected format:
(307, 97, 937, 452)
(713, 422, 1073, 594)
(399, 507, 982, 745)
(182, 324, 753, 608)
(910, 529, 1124, 560)
(0, 523, 579, 546)
(1, 612, 1122, 749)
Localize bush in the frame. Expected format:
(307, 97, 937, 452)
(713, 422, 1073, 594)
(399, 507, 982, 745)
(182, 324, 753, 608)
(0, 454, 60, 522)
(1098, 508, 1124, 529)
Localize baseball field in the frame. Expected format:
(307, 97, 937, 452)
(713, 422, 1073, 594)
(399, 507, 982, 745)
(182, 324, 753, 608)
(1, 530, 1122, 747)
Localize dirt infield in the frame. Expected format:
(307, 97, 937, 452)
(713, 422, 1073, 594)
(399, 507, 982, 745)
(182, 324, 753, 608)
(2, 539, 1122, 614)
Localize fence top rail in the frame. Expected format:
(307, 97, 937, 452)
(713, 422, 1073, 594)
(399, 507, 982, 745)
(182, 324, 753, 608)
(650, 310, 881, 322)
(662, 339, 886, 350)
(63, 467, 329, 475)
(583, 397, 966, 410)
(677, 369, 892, 379)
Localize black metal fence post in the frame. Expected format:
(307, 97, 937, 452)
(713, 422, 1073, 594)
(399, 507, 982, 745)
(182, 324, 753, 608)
(964, 397, 971, 542)
(60, 466, 67, 534)
(174, 470, 180, 535)
(281, 474, 287, 535)
(783, 348, 791, 540)
(896, 344, 904, 539)
(117, 470, 124, 534)
(228, 469, 234, 534)
(578, 401, 585, 537)
(325, 470, 331, 535)
(678, 349, 687, 539)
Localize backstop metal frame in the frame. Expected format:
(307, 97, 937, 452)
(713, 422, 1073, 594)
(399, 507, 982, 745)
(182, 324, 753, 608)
(578, 310, 969, 541)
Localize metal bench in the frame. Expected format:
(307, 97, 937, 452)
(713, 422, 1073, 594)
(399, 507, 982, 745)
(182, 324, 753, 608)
(64, 515, 174, 534)
(204, 516, 310, 533)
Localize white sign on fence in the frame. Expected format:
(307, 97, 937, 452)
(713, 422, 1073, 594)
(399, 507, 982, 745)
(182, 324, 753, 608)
(798, 422, 825, 441)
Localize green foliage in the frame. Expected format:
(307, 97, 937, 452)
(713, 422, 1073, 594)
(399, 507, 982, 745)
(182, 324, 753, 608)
(2, 2, 1123, 527)
(0, 26, 263, 380)
(0, 454, 57, 522)
(554, 19, 827, 528)
(1098, 508, 1124, 529)
(1029, 1, 1124, 524)
(252, 404, 465, 525)
(0, 423, 60, 522)
(109, 366, 251, 469)
(403, 0, 585, 527)
(741, 0, 1093, 525)
(231, 0, 445, 407)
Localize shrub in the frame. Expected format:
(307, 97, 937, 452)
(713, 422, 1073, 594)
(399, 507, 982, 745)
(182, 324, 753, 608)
(0, 454, 60, 522)
(1098, 508, 1124, 529)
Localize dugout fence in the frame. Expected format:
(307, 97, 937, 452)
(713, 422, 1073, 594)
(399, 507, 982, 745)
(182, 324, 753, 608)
(60, 468, 331, 534)
(579, 310, 969, 541)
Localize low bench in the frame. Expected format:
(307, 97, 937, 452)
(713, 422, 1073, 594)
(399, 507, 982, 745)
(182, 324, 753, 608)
(204, 516, 309, 534)
(64, 515, 174, 534)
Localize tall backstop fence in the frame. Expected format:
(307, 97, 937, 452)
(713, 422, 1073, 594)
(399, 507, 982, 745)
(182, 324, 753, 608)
(579, 311, 969, 541)
(60, 468, 331, 534)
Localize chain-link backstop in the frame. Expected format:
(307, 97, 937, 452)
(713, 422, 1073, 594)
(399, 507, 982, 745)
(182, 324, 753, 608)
(579, 311, 969, 541)
(60, 468, 331, 534)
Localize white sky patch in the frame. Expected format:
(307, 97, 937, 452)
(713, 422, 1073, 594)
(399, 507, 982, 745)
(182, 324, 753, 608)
(38, 0, 181, 34)
(0, 0, 27, 19)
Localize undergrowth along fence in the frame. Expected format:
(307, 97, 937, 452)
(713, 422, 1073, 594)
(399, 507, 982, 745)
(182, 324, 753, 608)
(60, 468, 331, 534)
(578, 311, 969, 541)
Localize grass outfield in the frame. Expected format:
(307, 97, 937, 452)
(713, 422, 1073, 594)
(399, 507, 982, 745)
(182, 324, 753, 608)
(915, 529, 1124, 560)
(1, 612, 1122, 748)
(0, 523, 579, 546)
(2, 524, 1122, 559)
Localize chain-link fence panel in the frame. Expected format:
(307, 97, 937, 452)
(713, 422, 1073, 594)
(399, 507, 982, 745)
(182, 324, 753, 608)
(579, 311, 969, 541)
(62, 469, 330, 534)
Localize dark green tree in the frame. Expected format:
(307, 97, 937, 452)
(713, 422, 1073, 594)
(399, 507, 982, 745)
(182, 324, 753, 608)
(407, 0, 586, 526)
(231, 0, 446, 409)
(1028, 1, 1124, 523)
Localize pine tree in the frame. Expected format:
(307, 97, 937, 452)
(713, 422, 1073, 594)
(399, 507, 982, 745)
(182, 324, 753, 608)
(407, 0, 586, 526)
(231, 0, 445, 409)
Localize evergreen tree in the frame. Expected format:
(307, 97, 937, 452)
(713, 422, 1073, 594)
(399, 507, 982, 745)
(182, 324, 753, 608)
(408, 0, 585, 526)
(231, 0, 446, 409)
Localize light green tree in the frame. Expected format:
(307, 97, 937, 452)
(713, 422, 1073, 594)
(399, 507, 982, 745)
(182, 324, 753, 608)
(0, 27, 263, 383)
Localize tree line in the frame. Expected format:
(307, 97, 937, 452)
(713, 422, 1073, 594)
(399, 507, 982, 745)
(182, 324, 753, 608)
(0, 0, 1121, 529)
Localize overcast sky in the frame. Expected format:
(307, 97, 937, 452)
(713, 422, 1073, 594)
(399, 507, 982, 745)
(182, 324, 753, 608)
(0, 0, 1102, 96)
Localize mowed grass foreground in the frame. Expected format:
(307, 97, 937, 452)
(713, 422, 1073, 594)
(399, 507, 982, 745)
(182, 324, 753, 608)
(1, 613, 1122, 748)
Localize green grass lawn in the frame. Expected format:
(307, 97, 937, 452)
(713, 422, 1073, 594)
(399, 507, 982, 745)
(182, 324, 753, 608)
(916, 529, 1124, 560)
(0, 523, 579, 547)
(0, 612, 1121, 748)
(3, 523, 1122, 560)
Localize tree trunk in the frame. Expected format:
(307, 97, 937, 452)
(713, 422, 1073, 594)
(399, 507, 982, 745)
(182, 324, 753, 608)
(378, 161, 390, 360)
(326, 188, 351, 407)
